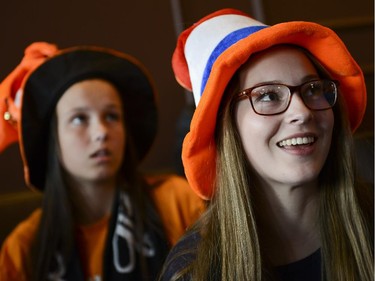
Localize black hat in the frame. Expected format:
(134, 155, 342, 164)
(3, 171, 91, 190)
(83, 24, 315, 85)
(20, 45, 158, 190)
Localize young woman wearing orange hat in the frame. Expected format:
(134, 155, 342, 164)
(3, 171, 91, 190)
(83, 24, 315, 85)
(160, 8, 373, 281)
(0, 42, 204, 281)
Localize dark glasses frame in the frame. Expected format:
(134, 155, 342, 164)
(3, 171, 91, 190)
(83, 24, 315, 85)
(237, 79, 339, 116)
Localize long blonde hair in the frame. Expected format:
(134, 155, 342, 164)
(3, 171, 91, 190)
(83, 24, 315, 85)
(181, 69, 372, 281)
(165, 46, 373, 281)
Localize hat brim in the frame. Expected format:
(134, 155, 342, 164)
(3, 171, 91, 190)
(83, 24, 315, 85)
(20, 46, 157, 190)
(177, 21, 366, 200)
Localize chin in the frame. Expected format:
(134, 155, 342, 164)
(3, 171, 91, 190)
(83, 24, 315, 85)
(92, 171, 118, 182)
(288, 177, 319, 188)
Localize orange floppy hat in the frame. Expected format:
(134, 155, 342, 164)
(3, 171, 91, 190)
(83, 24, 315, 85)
(0, 42, 58, 152)
(172, 8, 367, 200)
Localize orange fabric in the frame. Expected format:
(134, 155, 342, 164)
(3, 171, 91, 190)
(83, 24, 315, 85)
(75, 215, 109, 279)
(0, 42, 58, 153)
(0, 209, 109, 281)
(171, 8, 249, 92)
(147, 174, 205, 245)
(0, 209, 41, 281)
(0, 175, 205, 279)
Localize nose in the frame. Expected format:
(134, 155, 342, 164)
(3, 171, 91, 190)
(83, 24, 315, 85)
(92, 120, 108, 142)
(285, 92, 313, 125)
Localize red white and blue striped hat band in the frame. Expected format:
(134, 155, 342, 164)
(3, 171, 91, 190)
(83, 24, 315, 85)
(184, 13, 267, 105)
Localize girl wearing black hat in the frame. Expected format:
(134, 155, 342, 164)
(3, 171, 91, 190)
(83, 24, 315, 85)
(0, 42, 204, 281)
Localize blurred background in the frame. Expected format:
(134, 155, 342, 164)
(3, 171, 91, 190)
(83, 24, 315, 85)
(0, 0, 373, 242)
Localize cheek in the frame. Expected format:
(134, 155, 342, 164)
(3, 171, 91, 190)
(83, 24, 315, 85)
(322, 110, 335, 151)
(235, 101, 255, 137)
(317, 110, 334, 136)
(328, 110, 334, 130)
(58, 129, 85, 149)
(115, 125, 126, 147)
(236, 102, 274, 145)
(235, 103, 282, 169)
(111, 126, 126, 163)
(57, 129, 86, 165)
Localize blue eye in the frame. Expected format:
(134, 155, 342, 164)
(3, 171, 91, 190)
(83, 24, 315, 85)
(258, 92, 279, 102)
(303, 83, 323, 99)
(71, 114, 87, 125)
(106, 112, 121, 122)
(252, 86, 284, 103)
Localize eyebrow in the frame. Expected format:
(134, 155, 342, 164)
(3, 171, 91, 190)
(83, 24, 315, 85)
(70, 103, 121, 110)
(251, 74, 321, 87)
(301, 74, 321, 82)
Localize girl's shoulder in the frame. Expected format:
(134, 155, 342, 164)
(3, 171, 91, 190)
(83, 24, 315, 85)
(160, 230, 201, 281)
(0, 208, 42, 280)
(2, 208, 41, 248)
(145, 174, 205, 245)
(145, 173, 190, 190)
(145, 173, 205, 215)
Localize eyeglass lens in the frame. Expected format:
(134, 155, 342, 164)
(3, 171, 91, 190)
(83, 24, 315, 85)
(250, 80, 337, 115)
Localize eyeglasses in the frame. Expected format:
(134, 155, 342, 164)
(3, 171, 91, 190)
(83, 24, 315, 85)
(237, 79, 338, 116)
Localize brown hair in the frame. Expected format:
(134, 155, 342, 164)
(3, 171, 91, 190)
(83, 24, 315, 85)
(27, 83, 165, 280)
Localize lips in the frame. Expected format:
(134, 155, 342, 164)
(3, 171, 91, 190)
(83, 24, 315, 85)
(277, 136, 315, 147)
(90, 148, 111, 158)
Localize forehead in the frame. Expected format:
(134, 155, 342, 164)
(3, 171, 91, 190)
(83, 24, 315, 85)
(238, 46, 319, 87)
(56, 78, 123, 111)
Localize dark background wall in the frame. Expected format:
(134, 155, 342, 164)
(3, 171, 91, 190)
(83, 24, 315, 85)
(0, 0, 373, 195)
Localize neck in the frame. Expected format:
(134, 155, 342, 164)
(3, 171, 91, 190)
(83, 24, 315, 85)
(254, 181, 320, 266)
(67, 178, 117, 225)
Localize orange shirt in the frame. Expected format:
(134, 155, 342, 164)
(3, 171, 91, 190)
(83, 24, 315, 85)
(0, 174, 205, 280)
(147, 174, 205, 245)
(75, 215, 110, 279)
(0, 209, 40, 281)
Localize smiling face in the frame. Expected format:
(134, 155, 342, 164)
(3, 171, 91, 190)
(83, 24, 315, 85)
(56, 79, 125, 185)
(235, 46, 334, 188)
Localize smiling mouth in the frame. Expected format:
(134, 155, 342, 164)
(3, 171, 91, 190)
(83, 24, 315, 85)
(277, 136, 315, 147)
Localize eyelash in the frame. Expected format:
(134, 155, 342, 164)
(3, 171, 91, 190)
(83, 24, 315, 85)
(70, 112, 122, 125)
(106, 112, 121, 121)
(71, 114, 87, 124)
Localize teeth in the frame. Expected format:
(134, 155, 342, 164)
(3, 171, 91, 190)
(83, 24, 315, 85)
(278, 137, 314, 147)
